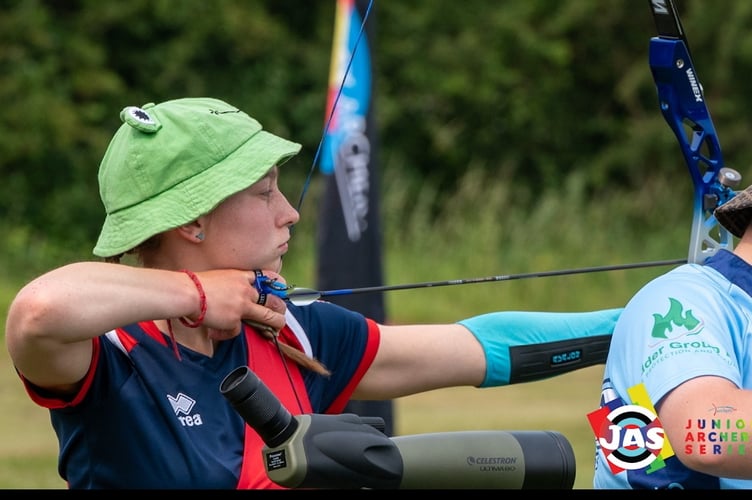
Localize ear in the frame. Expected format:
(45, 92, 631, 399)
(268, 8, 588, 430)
(177, 219, 205, 243)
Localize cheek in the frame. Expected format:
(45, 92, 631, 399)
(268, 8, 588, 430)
(220, 209, 273, 248)
(211, 195, 279, 241)
(219, 198, 267, 229)
(218, 226, 264, 267)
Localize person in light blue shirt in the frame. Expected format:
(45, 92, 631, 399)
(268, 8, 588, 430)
(593, 183, 752, 489)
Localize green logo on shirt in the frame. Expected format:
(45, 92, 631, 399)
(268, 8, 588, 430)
(651, 298, 702, 340)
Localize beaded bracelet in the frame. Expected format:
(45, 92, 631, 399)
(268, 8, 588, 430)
(179, 269, 207, 328)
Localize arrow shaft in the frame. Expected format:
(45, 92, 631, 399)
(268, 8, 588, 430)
(312, 259, 686, 298)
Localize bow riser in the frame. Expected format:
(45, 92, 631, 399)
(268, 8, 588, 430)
(649, 32, 737, 263)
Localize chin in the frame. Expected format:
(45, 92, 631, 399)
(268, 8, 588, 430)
(265, 258, 283, 273)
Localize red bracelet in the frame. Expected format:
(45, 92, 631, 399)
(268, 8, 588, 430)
(179, 269, 207, 328)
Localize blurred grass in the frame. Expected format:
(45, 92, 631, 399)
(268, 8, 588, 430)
(0, 282, 67, 489)
(0, 169, 691, 489)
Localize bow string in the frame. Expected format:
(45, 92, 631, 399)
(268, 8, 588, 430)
(296, 0, 374, 216)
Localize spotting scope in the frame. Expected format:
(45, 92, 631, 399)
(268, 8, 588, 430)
(220, 365, 576, 489)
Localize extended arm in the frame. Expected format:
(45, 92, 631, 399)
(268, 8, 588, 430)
(354, 308, 621, 399)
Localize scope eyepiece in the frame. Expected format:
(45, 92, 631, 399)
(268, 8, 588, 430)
(220, 365, 298, 448)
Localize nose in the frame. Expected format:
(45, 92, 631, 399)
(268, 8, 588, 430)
(281, 194, 300, 227)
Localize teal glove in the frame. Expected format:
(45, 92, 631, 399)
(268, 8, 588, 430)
(458, 308, 622, 387)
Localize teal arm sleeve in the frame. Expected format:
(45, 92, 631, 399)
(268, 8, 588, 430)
(458, 308, 622, 388)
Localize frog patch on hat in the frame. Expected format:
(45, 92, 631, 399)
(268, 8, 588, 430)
(120, 105, 161, 133)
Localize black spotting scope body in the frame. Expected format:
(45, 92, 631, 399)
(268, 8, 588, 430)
(220, 365, 575, 489)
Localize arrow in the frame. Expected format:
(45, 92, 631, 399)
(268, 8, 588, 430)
(275, 259, 686, 305)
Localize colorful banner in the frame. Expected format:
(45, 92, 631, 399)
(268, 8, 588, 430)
(316, 0, 393, 435)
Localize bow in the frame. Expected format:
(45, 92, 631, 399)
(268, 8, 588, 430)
(648, 0, 741, 264)
(267, 0, 737, 303)
(252, 1, 747, 386)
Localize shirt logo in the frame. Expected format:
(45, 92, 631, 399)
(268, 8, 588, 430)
(651, 297, 703, 341)
(168, 393, 196, 415)
(167, 393, 203, 427)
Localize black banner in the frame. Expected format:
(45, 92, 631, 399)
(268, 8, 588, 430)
(317, 0, 393, 435)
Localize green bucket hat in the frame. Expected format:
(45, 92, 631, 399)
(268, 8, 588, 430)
(93, 97, 302, 257)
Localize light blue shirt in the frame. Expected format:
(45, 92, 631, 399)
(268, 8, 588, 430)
(594, 249, 752, 489)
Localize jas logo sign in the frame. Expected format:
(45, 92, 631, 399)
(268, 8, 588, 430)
(587, 383, 675, 474)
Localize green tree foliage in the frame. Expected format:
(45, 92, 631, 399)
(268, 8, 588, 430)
(0, 0, 336, 251)
(2, 0, 752, 256)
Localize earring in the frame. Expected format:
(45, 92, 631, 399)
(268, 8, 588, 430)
(196, 232, 205, 241)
